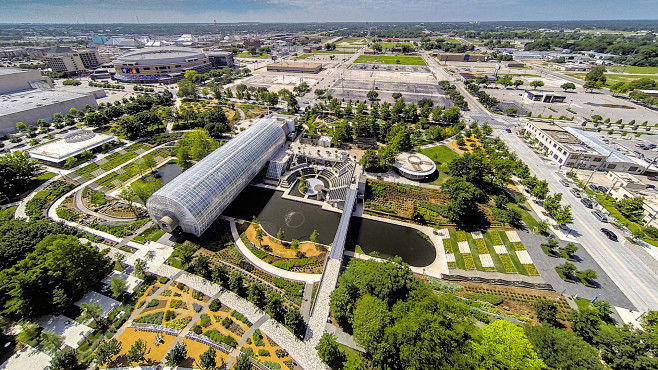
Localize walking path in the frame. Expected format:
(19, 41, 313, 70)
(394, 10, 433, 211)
(225, 315, 269, 367)
(301, 282, 314, 322)
(226, 216, 322, 283)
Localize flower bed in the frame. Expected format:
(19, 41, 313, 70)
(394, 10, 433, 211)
(499, 254, 517, 273)
(463, 253, 475, 269)
(443, 239, 453, 253)
(456, 231, 467, 242)
(490, 231, 503, 245)
(513, 242, 526, 251)
(474, 238, 488, 254)
(525, 264, 539, 275)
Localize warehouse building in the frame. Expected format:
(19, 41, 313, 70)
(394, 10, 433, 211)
(266, 62, 322, 73)
(147, 118, 294, 236)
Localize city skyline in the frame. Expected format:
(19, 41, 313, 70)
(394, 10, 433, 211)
(1, 0, 657, 23)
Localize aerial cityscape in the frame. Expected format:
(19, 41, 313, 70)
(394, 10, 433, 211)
(1, 1, 658, 369)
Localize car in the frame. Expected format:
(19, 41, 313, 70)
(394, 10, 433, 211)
(601, 228, 618, 241)
(648, 176, 658, 181)
(570, 188, 582, 198)
(648, 144, 657, 149)
(557, 224, 570, 233)
(505, 128, 512, 133)
(559, 179, 570, 187)
(648, 184, 656, 189)
(599, 186, 610, 193)
(581, 198, 593, 208)
(592, 211, 608, 223)
(589, 184, 600, 191)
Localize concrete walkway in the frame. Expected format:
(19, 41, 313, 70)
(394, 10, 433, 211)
(225, 315, 269, 368)
(301, 282, 314, 322)
(324, 324, 364, 352)
(226, 216, 322, 283)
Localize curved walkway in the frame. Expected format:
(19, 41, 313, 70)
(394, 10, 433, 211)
(73, 187, 143, 223)
(225, 216, 322, 283)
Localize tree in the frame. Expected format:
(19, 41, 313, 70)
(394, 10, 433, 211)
(199, 347, 217, 370)
(247, 283, 266, 308)
(285, 308, 306, 339)
(441, 176, 483, 223)
(506, 107, 518, 116)
(84, 111, 109, 128)
(643, 310, 658, 331)
(233, 354, 252, 370)
(617, 197, 644, 222)
(310, 229, 319, 243)
(351, 294, 390, 352)
(229, 272, 243, 292)
(561, 82, 577, 91)
(80, 302, 103, 327)
(40, 331, 64, 354)
(514, 80, 524, 89)
(127, 339, 147, 364)
(596, 324, 657, 370)
(176, 128, 220, 161)
(569, 309, 601, 343)
(585, 66, 607, 84)
(176, 146, 192, 171)
(367, 90, 379, 101)
(530, 80, 545, 89)
(317, 333, 346, 369)
(533, 300, 558, 326)
(359, 149, 380, 169)
(442, 106, 461, 123)
(525, 324, 604, 370)
(95, 338, 122, 366)
(0, 151, 43, 195)
(473, 320, 546, 370)
(49, 348, 84, 370)
(264, 293, 284, 321)
(581, 269, 598, 282)
(255, 228, 264, 246)
(553, 206, 573, 225)
(291, 239, 300, 251)
(118, 187, 137, 214)
(276, 228, 285, 240)
(165, 342, 188, 366)
(392, 92, 403, 100)
(131, 177, 163, 205)
(132, 258, 147, 278)
(177, 78, 199, 100)
(15, 122, 27, 131)
(110, 276, 127, 297)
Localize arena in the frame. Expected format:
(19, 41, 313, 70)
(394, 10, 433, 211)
(113, 46, 213, 84)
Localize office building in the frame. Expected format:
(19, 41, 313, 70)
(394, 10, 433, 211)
(45, 49, 102, 75)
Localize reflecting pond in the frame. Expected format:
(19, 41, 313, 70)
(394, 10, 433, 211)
(220, 186, 436, 267)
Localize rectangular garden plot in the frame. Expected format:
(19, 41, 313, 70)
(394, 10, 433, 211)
(479, 254, 496, 271)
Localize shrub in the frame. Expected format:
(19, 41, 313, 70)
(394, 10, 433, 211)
(231, 310, 250, 325)
(169, 299, 183, 309)
(192, 290, 204, 301)
(208, 299, 221, 312)
(204, 329, 238, 348)
(164, 310, 175, 321)
(464, 292, 503, 306)
(162, 290, 172, 297)
(134, 311, 164, 325)
(258, 349, 270, 357)
(199, 314, 211, 327)
(275, 349, 288, 358)
(222, 317, 233, 329)
(253, 329, 264, 346)
(147, 299, 159, 308)
(56, 207, 79, 221)
(159, 277, 169, 284)
(192, 324, 203, 334)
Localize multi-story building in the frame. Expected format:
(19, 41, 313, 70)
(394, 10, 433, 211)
(207, 51, 235, 69)
(45, 49, 102, 75)
(523, 121, 647, 174)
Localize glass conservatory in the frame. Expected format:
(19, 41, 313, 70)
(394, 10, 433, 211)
(147, 118, 288, 236)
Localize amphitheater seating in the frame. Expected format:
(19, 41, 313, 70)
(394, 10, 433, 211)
(328, 186, 348, 201)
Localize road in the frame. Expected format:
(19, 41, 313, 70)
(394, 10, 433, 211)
(423, 51, 658, 310)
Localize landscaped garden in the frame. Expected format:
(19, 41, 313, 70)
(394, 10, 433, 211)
(75, 143, 150, 180)
(354, 54, 426, 65)
(95, 148, 171, 190)
(443, 229, 540, 276)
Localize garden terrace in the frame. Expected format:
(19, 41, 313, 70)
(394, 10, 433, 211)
(75, 143, 150, 180)
(95, 148, 172, 190)
(443, 229, 540, 276)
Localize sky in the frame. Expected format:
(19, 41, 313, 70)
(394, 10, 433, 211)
(0, 0, 657, 23)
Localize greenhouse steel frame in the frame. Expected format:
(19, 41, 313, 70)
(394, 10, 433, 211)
(147, 118, 287, 236)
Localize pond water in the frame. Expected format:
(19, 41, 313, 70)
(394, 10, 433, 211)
(220, 186, 436, 267)
(153, 163, 183, 185)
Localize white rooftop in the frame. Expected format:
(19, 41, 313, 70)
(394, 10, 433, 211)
(0, 346, 51, 370)
(74, 291, 121, 318)
(27, 130, 115, 163)
(0, 89, 94, 116)
(36, 315, 93, 349)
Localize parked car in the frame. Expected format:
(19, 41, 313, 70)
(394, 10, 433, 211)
(648, 176, 658, 181)
(648, 184, 656, 189)
(589, 184, 600, 191)
(598, 186, 610, 193)
(648, 144, 657, 149)
(559, 179, 571, 187)
(581, 199, 593, 208)
(570, 188, 582, 198)
(592, 211, 608, 223)
(601, 228, 618, 241)
(505, 128, 512, 133)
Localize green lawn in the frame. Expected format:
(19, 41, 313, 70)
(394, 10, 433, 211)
(354, 55, 426, 65)
(312, 50, 355, 54)
(566, 72, 658, 85)
(605, 66, 658, 74)
(483, 232, 508, 273)
(295, 53, 313, 60)
(236, 52, 271, 59)
(507, 203, 541, 231)
(339, 38, 366, 44)
(420, 145, 459, 164)
(499, 231, 529, 275)
(376, 42, 414, 50)
(448, 229, 466, 269)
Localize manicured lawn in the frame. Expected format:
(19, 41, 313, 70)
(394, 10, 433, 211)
(236, 52, 271, 59)
(507, 202, 541, 231)
(295, 54, 313, 60)
(448, 229, 466, 269)
(340, 38, 366, 44)
(354, 55, 426, 65)
(376, 42, 414, 50)
(483, 232, 508, 273)
(566, 72, 658, 85)
(465, 233, 485, 271)
(312, 50, 355, 54)
(605, 66, 658, 74)
(420, 145, 459, 164)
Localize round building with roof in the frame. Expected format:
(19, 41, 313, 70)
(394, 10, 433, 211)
(113, 47, 212, 83)
(394, 152, 437, 180)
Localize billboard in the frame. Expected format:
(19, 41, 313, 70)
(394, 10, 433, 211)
(121, 67, 140, 74)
